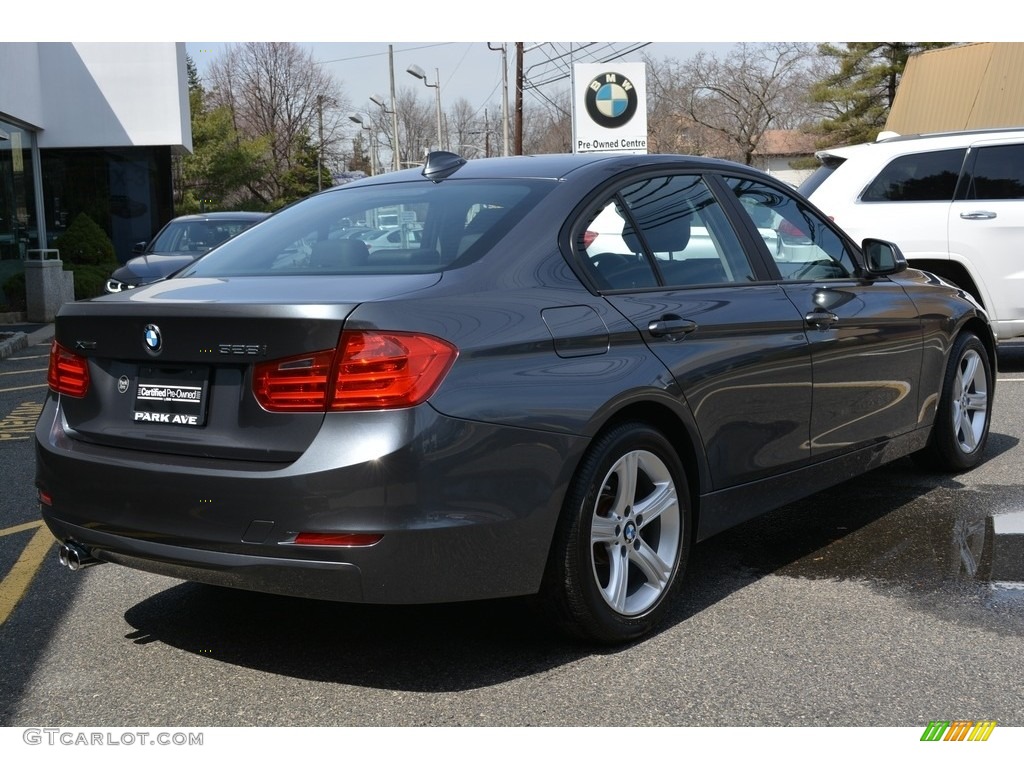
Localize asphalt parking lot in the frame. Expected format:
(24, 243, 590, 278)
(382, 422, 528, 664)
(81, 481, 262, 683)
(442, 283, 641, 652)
(1, 330, 1022, 729)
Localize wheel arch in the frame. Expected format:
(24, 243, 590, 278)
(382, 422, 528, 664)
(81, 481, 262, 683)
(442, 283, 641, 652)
(911, 258, 987, 312)
(586, 398, 709, 536)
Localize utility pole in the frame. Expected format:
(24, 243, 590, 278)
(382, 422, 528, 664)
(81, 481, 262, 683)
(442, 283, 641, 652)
(515, 42, 524, 155)
(316, 94, 324, 191)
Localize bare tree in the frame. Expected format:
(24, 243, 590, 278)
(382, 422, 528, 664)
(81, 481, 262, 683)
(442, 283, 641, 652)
(681, 42, 816, 165)
(206, 42, 350, 205)
(448, 97, 483, 158)
(522, 88, 572, 155)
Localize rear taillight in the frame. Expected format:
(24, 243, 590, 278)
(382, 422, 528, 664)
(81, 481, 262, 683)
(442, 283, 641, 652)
(252, 350, 335, 411)
(47, 340, 90, 398)
(253, 330, 457, 412)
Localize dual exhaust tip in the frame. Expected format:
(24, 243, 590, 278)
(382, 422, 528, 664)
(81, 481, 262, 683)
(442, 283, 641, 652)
(58, 542, 101, 571)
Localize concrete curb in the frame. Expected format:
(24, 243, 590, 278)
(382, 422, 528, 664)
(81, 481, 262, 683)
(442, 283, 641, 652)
(0, 324, 54, 360)
(0, 331, 28, 360)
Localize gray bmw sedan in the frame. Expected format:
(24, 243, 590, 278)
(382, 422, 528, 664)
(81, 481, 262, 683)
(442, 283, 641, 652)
(37, 151, 995, 644)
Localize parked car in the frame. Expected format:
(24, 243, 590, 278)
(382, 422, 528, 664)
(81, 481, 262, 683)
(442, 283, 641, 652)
(104, 212, 269, 293)
(359, 226, 423, 253)
(800, 127, 1024, 341)
(39, 151, 995, 644)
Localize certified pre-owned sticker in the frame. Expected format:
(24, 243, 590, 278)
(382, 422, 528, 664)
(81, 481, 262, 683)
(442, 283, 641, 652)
(132, 367, 209, 427)
(136, 385, 203, 428)
(134, 383, 204, 426)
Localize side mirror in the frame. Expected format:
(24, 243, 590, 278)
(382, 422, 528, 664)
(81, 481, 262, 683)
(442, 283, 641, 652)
(132, 241, 148, 255)
(861, 238, 907, 276)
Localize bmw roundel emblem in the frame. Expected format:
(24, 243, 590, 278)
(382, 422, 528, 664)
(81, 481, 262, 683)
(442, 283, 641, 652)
(143, 324, 162, 354)
(585, 72, 638, 129)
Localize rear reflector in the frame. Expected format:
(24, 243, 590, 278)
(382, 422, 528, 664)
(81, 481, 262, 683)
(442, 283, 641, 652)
(47, 340, 90, 398)
(254, 330, 457, 412)
(38, 489, 53, 506)
(292, 532, 383, 547)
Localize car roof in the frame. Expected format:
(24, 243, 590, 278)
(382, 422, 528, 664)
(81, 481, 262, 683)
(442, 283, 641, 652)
(329, 152, 766, 188)
(817, 126, 1024, 161)
(168, 211, 269, 222)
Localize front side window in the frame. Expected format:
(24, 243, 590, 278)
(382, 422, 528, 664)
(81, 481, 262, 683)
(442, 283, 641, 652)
(860, 148, 964, 202)
(578, 174, 755, 291)
(728, 177, 856, 281)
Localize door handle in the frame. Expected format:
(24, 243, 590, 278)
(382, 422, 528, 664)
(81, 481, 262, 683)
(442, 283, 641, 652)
(960, 211, 996, 220)
(804, 309, 839, 329)
(648, 317, 697, 339)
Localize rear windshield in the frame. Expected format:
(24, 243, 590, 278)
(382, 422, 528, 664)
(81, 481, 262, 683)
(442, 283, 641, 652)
(796, 156, 843, 198)
(181, 179, 555, 277)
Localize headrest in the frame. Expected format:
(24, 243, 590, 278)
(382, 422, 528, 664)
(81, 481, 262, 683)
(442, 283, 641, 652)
(623, 213, 691, 254)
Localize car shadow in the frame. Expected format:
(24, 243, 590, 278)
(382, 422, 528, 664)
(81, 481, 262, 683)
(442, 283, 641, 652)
(122, 431, 1020, 691)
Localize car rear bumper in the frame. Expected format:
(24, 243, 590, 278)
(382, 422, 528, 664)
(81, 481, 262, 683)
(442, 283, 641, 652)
(36, 397, 585, 604)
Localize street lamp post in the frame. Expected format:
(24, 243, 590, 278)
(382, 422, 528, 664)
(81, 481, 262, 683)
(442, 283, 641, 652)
(487, 43, 510, 156)
(369, 93, 399, 173)
(406, 64, 443, 153)
(348, 114, 376, 177)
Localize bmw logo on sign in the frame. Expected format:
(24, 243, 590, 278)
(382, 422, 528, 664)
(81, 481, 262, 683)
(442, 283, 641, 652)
(143, 324, 162, 355)
(584, 72, 638, 128)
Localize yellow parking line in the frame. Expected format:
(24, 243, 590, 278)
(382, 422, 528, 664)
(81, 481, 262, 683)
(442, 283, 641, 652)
(0, 520, 46, 537)
(0, 522, 55, 627)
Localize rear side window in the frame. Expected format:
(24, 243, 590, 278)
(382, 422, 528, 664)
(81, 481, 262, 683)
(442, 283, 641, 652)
(860, 148, 964, 202)
(963, 144, 1024, 199)
(578, 174, 755, 291)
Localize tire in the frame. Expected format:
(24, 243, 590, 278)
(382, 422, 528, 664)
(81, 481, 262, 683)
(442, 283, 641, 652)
(920, 332, 992, 471)
(541, 422, 691, 645)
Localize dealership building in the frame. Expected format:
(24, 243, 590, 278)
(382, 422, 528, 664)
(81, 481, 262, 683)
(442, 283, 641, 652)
(0, 42, 190, 270)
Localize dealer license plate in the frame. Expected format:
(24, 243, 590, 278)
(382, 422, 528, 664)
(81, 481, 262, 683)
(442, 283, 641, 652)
(132, 366, 209, 427)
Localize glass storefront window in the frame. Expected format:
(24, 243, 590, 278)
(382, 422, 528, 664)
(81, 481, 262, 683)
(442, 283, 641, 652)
(0, 117, 39, 262)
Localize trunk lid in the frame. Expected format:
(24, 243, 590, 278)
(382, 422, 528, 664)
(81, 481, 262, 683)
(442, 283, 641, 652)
(54, 274, 440, 461)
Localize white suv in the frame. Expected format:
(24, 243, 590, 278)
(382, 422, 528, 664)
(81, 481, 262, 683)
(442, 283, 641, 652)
(801, 128, 1024, 341)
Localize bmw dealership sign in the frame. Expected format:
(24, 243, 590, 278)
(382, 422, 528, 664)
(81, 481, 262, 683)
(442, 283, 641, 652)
(573, 62, 648, 155)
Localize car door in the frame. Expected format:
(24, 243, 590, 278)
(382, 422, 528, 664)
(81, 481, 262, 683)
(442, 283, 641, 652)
(949, 139, 1024, 339)
(724, 176, 924, 460)
(577, 171, 813, 490)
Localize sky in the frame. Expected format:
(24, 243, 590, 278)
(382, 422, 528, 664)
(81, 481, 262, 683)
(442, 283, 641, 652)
(32, 0, 1001, 135)
(24, 0, 1003, 116)
(185, 41, 741, 122)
